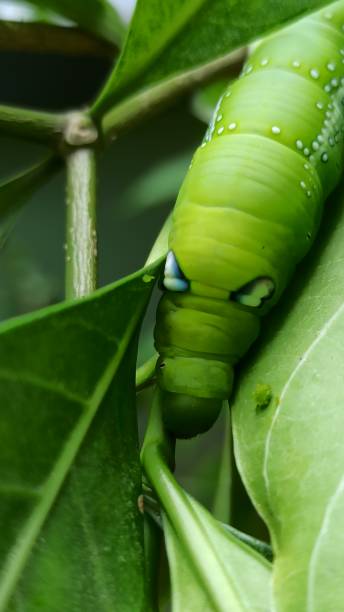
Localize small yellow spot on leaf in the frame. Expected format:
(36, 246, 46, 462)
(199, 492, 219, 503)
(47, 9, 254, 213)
(253, 383, 273, 411)
(142, 274, 155, 283)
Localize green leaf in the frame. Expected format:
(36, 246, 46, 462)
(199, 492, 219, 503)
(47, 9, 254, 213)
(0, 261, 161, 610)
(22, 0, 125, 46)
(0, 156, 59, 246)
(232, 183, 344, 610)
(163, 490, 272, 612)
(92, 0, 331, 117)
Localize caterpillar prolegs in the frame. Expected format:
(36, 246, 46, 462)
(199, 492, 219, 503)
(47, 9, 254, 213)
(154, 1, 344, 438)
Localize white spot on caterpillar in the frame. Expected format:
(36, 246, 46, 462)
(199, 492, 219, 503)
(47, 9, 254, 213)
(316, 101, 324, 110)
(260, 58, 269, 66)
(326, 110, 331, 118)
(327, 62, 336, 72)
(217, 127, 224, 134)
(312, 141, 320, 150)
(216, 114, 223, 122)
(329, 136, 335, 146)
(300, 180, 306, 190)
(306, 190, 312, 198)
(321, 152, 329, 162)
(304, 163, 310, 170)
(296, 139, 304, 150)
(200, 142, 207, 148)
(310, 154, 315, 163)
(324, 84, 331, 92)
(331, 78, 339, 87)
(292, 60, 301, 68)
(225, 91, 231, 97)
(304, 147, 310, 156)
(310, 68, 320, 79)
(228, 122, 237, 130)
(271, 126, 281, 134)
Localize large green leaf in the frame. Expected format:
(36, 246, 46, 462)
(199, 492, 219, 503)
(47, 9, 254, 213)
(21, 0, 125, 45)
(164, 496, 272, 612)
(92, 0, 331, 117)
(0, 261, 161, 610)
(232, 183, 344, 610)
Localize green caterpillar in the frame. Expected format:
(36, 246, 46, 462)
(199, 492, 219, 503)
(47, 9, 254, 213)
(154, 1, 344, 438)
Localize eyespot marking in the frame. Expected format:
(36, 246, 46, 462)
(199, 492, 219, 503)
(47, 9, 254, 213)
(231, 277, 275, 308)
(163, 251, 189, 292)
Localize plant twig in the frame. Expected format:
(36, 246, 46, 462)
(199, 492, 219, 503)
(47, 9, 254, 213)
(136, 354, 158, 391)
(0, 104, 66, 145)
(65, 148, 97, 299)
(100, 47, 246, 142)
(141, 390, 246, 612)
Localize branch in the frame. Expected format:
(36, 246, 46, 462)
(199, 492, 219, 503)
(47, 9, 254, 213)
(100, 47, 246, 142)
(65, 148, 97, 299)
(0, 104, 66, 144)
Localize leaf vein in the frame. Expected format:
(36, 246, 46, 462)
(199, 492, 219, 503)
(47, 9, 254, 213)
(0, 368, 86, 405)
(262, 301, 344, 504)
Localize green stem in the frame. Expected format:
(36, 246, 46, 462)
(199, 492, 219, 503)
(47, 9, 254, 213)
(100, 48, 246, 141)
(221, 524, 273, 562)
(141, 391, 243, 612)
(136, 354, 158, 391)
(0, 105, 66, 144)
(65, 148, 97, 299)
(144, 515, 161, 612)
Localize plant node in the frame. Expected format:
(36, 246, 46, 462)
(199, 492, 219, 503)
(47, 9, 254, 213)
(63, 112, 98, 147)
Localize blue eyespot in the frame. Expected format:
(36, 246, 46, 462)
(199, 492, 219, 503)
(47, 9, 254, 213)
(163, 251, 189, 292)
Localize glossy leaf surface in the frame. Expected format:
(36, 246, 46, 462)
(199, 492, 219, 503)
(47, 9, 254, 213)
(0, 262, 160, 610)
(232, 184, 344, 610)
(92, 0, 331, 116)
